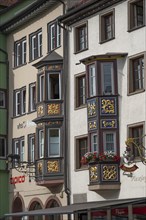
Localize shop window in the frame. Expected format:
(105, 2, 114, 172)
(0, 90, 6, 108)
(75, 73, 86, 108)
(129, 55, 144, 94)
(48, 128, 60, 157)
(29, 83, 36, 112)
(47, 73, 61, 100)
(0, 136, 6, 158)
(14, 87, 26, 117)
(14, 37, 26, 67)
(29, 29, 42, 61)
(13, 137, 25, 163)
(100, 9, 115, 43)
(128, 124, 144, 158)
(128, 0, 144, 30)
(48, 21, 61, 52)
(75, 136, 88, 169)
(38, 129, 44, 158)
(103, 132, 116, 153)
(75, 22, 88, 53)
(28, 134, 35, 162)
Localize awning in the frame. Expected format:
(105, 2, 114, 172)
(4, 197, 146, 217)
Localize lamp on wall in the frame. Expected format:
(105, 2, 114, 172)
(6, 154, 35, 180)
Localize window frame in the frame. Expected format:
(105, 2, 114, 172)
(38, 74, 45, 102)
(128, 53, 145, 95)
(29, 82, 36, 112)
(0, 136, 6, 158)
(47, 72, 61, 100)
(48, 21, 61, 52)
(28, 134, 35, 163)
(88, 63, 96, 97)
(38, 129, 44, 158)
(14, 37, 26, 68)
(128, 0, 145, 31)
(13, 137, 25, 162)
(127, 122, 144, 158)
(47, 128, 60, 157)
(103, 131, 117, 153)
(90, 133, 98, 153)
(29, 29, 42, 61)
(99, 9, 115, 43)
(0, 90, 6, 108)
(75, 135, 88, 170)
(75, 72, 86, 109)
(14, 87, 26, 117)
(74, 22, 88, 53)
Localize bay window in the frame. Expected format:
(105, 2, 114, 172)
(38, 129, 44, 158)
(47, 73, 61, 100)
(91, 133, 98, 152)
(48, 128, 60, 157)
(103, 132, 116, 153)
(89, 64, 96, 97)
(101, 62, 114, 95)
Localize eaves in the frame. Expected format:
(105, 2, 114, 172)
(0, 0, 61, 34)
(59, 0, 126, 26)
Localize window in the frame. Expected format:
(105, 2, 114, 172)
(29, 29, 42, 61)
(129, 55, 144, 93)
(128, 124, 144, 157)
(88, 64, 96, 97)
(48, 21, 61, 52)
(0, 137, 6, 158)
(101, 62, 114, 95)
(48, 129, 60, 157)
(38, 129, 44, 158)
(103, 132, 116, 153)
(129, 0, 144, 30)
(75, 74, 86, 108)
(28, 134, 35, 162)
(75, 23, 88, 53)
(91, 133, 98, 152)
(100, 10, 115, 43)
(13, 137, 25, 162)
(75, 136, 88, 169)
(14, 37, 26, 67)
(47, 73, 61, 100)
(0, 91, 6, 108)
(38, 74, 45, 102)
(14, 87, 26, 117)
(29, 83, 36, 112)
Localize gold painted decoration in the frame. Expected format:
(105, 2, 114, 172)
(88, 121, 97, 130)
(90, 165, 98, 181)
(101, 98, 116, 115)
(47, 160, 59, 173)
(101, 119, 117, 129)
(48, 104, 61, 115)
(37, 105, 44, 116)
(48, 121, 61, 125)
(47, 65, 62, 71)
(87, 100, 96, 117)
(38, 162, 43, 174)
(102, 165, 117, 181)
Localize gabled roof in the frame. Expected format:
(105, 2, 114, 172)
(33, 51, 63, 69)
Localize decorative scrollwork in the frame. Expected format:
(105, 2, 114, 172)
(87, 101, 96, 116)
(90, 166, 98, 181)
(47, 161, 59, 173)
(101, 99, 115, 114)
(102, 165, 117, 180)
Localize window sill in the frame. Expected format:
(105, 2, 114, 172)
(74, 48, 88, 54)
(12, 113, 27, 119)
(75, 104, 87, 110)
(127, 25, 145, 33)
(99, 37, 115, 44)
(13, 62, 27, 70)
(27, 110, 36, 115)
(128, 89, 145, 96)
(29, 55, 43, 64)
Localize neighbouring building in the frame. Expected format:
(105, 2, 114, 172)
(0, 0, 71, 219)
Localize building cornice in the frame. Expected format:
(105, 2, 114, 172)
(59, 0, 126, 26)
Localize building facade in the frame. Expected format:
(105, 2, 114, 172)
(0, 0, 70, 219)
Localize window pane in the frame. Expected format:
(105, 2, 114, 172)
(104, 133, 115, 152)
(104, 14, 113, 40)
(79, 137, 88, 168)
(91, 133, 98, 152)
(30, 136, 34, 162)
(48, 73, 60, 100)
(30, 84, 36, 111)
(38, 32, 42, 57)
(131, 126, 143, 157)
(22, 40, 26, 64)
(0, 91, 5, 108)
(39, 130, 44, 158)
(20, 139, 25, 161)
(39, 75, 44, 102)
(101, 62, 114, 94)
(49, 129, 60, 156)
(16, 91, 21, 115)
(0, 137, 6, 157)
(79, 76, 86, 106)
(22, 89, 26, 114)
(89, 64, 96, 97)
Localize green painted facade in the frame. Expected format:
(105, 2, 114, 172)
(0, 26, 9, 218)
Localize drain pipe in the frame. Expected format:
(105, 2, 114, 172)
(57, 1, 71, 220)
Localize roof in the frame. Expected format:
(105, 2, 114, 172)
(4, 197, 146, 217)
(33, 51, 63, 68)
